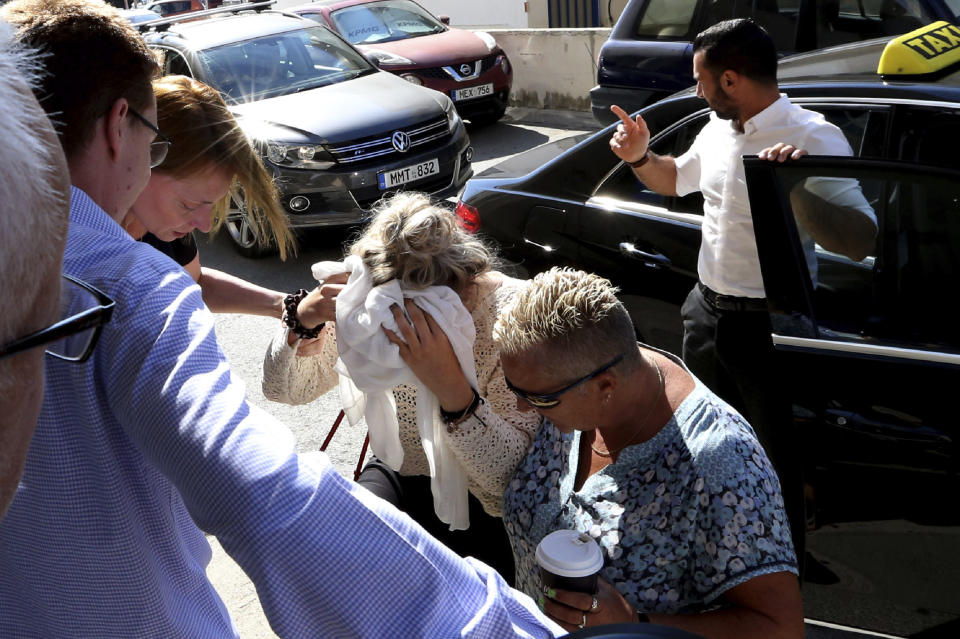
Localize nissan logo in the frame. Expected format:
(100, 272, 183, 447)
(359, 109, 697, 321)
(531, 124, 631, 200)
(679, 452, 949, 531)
(391, 131, 411, 153)
(459, 63, 472, 76)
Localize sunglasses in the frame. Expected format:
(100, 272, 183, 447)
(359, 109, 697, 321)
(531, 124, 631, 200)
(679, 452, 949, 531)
(128, 106, 171, 168)
(504, 353, 625, 409)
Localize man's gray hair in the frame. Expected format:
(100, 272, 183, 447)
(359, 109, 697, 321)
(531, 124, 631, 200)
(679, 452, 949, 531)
(0, 19, 67, 344)
(493, 267, 640, 380)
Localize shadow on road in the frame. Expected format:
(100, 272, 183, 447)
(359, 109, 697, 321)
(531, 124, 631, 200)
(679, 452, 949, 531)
(466, 121, 550, 163)
(197, 226, 356, 292)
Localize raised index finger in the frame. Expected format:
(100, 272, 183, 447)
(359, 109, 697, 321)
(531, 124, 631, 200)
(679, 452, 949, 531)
(610, 105, 637, 130)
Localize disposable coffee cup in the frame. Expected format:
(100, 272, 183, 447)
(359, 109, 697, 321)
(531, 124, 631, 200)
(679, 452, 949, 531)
(535, 530, 603, 594)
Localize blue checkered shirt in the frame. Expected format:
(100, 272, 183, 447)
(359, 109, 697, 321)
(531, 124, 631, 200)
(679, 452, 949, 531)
(0, 188, 562, 639)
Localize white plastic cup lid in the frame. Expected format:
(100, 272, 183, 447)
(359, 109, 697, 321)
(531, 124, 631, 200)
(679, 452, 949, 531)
(535, 530, 604, 577)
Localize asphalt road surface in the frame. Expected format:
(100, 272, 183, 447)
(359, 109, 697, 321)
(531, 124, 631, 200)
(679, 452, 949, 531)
(202, 109, 881, 639)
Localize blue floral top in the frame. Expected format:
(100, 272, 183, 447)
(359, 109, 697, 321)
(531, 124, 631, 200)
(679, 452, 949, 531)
(502, 356, 797, 614)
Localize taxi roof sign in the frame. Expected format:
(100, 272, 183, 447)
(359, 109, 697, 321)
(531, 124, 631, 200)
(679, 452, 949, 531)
(878, 21, 960, 76)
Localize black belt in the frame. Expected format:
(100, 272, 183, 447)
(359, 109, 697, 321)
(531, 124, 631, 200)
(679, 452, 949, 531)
(697, 282, 768, 312)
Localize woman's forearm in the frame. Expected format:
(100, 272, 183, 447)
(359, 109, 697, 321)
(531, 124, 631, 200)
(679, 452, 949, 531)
(198, 267, 284, 318)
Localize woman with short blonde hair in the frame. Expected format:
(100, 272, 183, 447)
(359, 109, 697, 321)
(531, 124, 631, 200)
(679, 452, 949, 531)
(493, 267, 802, 637)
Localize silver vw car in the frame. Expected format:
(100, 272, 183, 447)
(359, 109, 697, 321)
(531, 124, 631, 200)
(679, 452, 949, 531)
(141, 1, 472, 256)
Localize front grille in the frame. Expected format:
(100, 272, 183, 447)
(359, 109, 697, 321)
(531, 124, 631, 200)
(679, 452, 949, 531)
(416, 67, 450, 80)
(478, 53, 500, 73)
(416, 54, 500, 82)
(327, 116, 449, 165)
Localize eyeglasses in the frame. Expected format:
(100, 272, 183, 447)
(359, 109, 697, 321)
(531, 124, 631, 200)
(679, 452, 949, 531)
(0, 275, 115, 363)
(128, 106, 171, 168)
(504, 353, 625, 409)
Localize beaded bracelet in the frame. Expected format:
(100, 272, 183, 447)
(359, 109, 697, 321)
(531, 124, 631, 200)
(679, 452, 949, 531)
(439, 389, 481, 426)
(282, 289, 325, 339)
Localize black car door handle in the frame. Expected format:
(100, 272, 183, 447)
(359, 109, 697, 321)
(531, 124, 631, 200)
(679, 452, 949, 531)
(619, 242, 672, 269)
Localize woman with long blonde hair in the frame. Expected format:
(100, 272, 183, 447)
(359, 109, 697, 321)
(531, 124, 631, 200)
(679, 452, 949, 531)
(123, 74, 294, 316)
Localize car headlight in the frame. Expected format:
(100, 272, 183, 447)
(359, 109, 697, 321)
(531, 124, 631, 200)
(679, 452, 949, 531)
(366, 49, 413, 66)
(443, 97, 461, 131)
(264, 142, 335, 169)
(474, 31, 497, 52)
(400, 73, 423, 85)
(499, 54, 510, 75)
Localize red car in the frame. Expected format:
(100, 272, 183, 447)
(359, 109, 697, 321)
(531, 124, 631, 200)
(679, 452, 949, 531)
(289, 0, 512, 125)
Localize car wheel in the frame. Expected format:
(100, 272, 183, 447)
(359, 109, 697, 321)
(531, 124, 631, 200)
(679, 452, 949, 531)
(225, 188, 276, 258)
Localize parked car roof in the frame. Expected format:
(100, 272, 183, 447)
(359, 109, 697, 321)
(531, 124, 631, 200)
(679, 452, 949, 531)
(143, 11, 310, 50)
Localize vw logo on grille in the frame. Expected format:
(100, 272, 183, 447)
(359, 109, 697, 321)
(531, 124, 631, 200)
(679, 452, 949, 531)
(459, 63, 472, 76)
(391, 131, 411, 153)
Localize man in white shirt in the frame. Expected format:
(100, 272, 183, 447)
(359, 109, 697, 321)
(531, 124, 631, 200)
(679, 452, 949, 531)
(607, 18, 876, 559)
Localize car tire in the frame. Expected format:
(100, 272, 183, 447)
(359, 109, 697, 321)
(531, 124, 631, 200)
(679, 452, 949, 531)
(225, 187, 277, 259)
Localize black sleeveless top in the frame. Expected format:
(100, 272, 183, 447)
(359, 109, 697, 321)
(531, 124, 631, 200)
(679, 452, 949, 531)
(141, 232, 198, 267)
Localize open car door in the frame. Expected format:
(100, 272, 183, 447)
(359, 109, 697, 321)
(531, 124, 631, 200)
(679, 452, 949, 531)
(743, 156, 960, 637)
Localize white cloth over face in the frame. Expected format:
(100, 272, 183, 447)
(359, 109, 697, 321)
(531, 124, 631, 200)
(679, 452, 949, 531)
(312, 255, 477, 530)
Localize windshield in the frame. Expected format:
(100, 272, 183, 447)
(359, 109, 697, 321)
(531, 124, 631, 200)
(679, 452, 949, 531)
(198, 26, 374, 104)
(330, 0, 445, 45)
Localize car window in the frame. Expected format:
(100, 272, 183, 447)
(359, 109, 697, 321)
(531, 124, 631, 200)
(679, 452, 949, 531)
(810, 105, 889, 157)
(148, 1, 192, 17)
(634, 0, 699, 40)
(151, 47, 195, 77)
(197, 27, 372, 104)
(594, 112, 709, 214)
(897, 106, 960, 166)
(735, 0, 802, 51)
(817, 0, 939, 47)
(298, 12, 324, 25)
(772, 163, 960, 353)
(166, 49, 193, 77)
(330, 0, 445, 45)
(696, 0, 802, 49)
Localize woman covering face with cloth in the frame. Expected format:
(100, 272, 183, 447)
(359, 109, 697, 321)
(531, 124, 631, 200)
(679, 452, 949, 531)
(262, 192, 542, 583)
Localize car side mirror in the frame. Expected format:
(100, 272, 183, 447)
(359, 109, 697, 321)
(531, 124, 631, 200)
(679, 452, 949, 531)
(363, 52, 381, 68)
(438, 14, 450, 25)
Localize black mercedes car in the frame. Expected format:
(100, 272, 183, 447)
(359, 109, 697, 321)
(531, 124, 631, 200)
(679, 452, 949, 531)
(139, 1, 472, 256)
(458, 24, 960, 638)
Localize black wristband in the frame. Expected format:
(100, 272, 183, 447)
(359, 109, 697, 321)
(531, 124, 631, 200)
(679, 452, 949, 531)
(629, 151, 651, 168)
(636, 612, 650, 623)
(283, 289, 325, 339)
(440, 389, 481, 425)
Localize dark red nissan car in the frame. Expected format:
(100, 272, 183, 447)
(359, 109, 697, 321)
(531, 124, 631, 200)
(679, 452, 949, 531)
(289, 0, 512, 125)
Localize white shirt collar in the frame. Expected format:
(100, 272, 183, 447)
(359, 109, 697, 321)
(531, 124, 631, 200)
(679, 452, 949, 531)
(740, 94, 790, 136)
